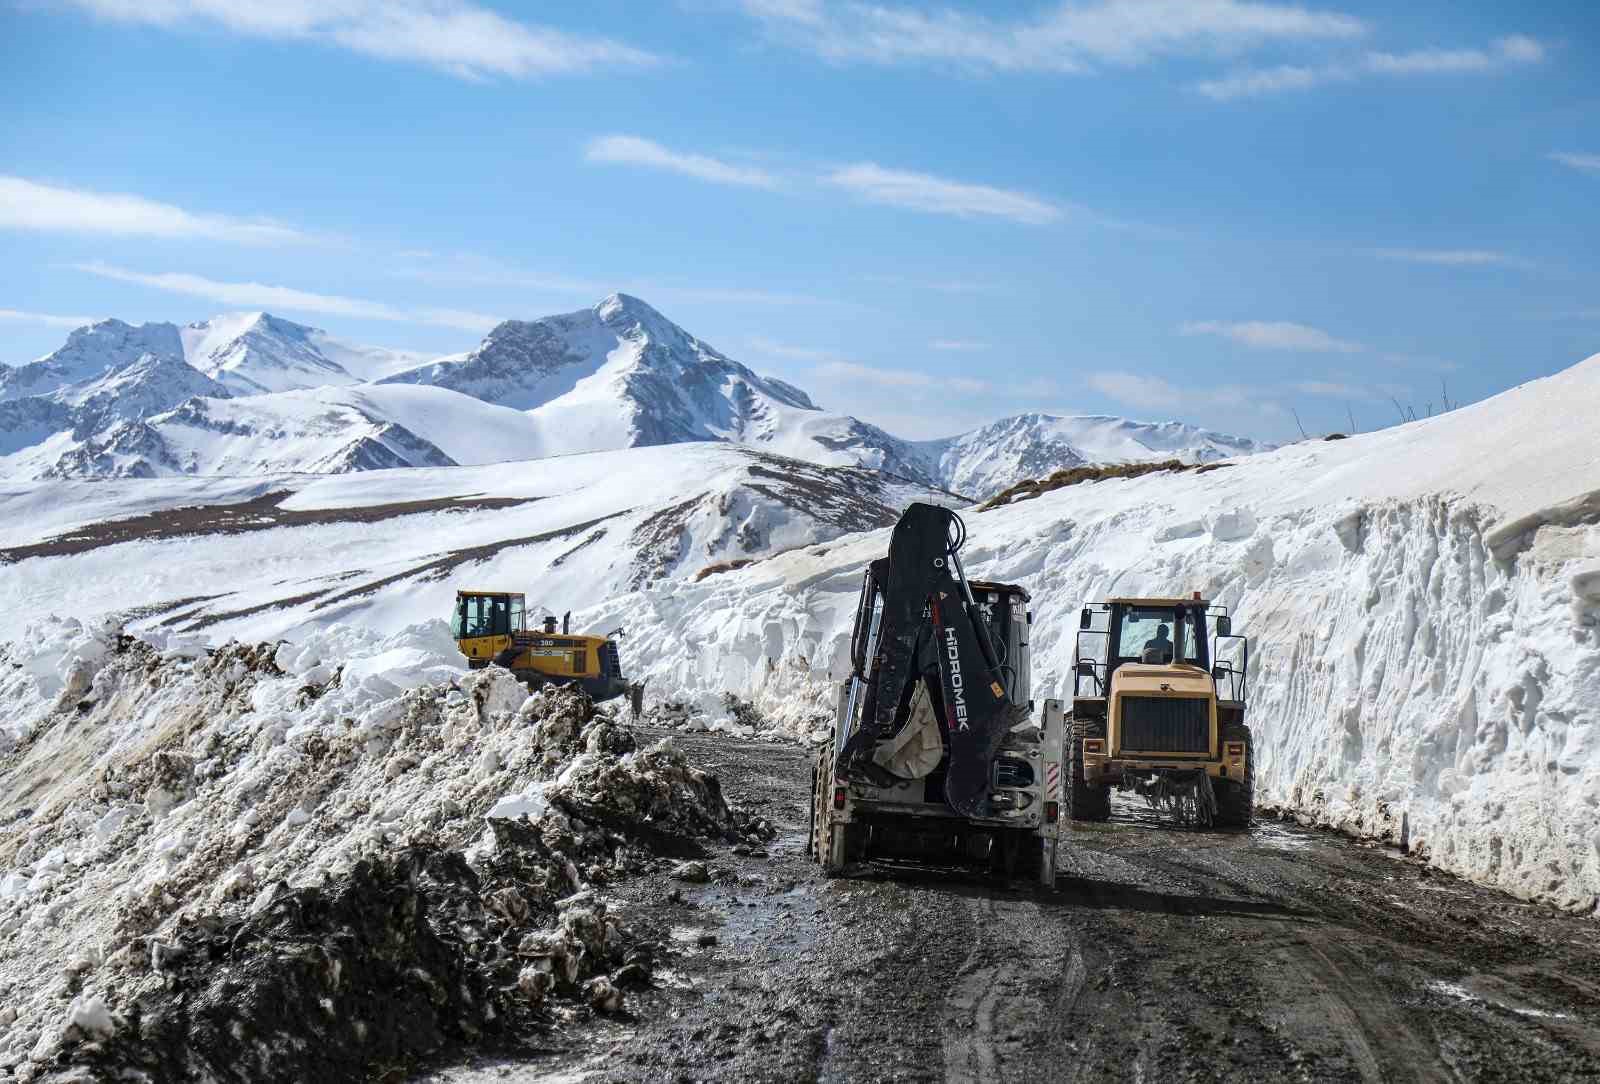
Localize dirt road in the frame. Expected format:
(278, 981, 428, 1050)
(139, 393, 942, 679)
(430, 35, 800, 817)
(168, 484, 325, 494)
(419, 731, 1600, 1083)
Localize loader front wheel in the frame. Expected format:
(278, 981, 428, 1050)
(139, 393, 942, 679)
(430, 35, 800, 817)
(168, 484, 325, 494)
(1067, 719, 1111, 822)
(1215, 723, 1254, 828)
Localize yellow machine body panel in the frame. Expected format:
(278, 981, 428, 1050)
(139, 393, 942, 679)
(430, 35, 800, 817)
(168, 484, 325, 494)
(1107, 663, 1217, 760)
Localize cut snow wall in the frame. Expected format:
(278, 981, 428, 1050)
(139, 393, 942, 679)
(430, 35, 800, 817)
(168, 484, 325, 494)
(614, 487, 1600, 912)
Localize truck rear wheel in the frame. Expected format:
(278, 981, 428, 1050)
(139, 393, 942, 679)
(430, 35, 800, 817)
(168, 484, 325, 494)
(1215, 723, 1254, 828)
(1066, 718, 1111, 821)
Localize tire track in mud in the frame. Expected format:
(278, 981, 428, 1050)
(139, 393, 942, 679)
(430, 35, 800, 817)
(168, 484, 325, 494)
(940, 895, 1085, 1083)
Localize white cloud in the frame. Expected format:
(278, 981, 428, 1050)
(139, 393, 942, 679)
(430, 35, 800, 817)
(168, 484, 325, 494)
(1086, 371, 1280, 416)
(750, 339, 994, 394)
(1549, 152, 1600, 174)
(818, 360, 929, 388)
(0, 308, 104, 328)
(0, 176, 308, 245)
(1196, 33, 1543, 99)
(1367, 35, 1542, 74)
(824, 163, 1061, 224)
(1377, 248, 1517, 267)
(1181, 319, 1363, 353)
(738, 0, 1365, 73)
(59, 0, 660, 80)
(73, 262, 499, 331)
(584, 136, 779, 190)
(930, 340, 990, 351)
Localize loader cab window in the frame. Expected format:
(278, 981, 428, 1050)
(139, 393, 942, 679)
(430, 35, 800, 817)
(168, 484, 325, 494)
(1113, 605, 1209, 667)
(455, 594, 512, 638)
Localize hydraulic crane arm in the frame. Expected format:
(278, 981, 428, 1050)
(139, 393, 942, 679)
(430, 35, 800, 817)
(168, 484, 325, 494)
(839, 503, 1026, 818)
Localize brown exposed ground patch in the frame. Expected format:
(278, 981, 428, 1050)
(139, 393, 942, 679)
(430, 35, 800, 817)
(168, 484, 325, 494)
(0, 490, 543, 564)
(163, 512, 633, 632)
(979, 459, 1233, 512)
(693, 558, 756, 582)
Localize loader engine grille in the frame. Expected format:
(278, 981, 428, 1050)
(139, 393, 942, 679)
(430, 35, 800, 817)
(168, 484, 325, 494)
(1118, 696, 1209, 754)
(599, 641, 621, 677)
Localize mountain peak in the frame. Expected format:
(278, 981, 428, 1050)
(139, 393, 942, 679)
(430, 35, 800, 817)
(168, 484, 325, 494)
(595, 292, 663, 324)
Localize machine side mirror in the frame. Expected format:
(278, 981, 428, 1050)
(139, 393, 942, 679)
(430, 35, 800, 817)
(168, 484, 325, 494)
(1076, 659, 1097, 677)
(1080, 608, 1093, 630)
(1215, 615, 1232, 637)
(1212, 665, 1228, 682)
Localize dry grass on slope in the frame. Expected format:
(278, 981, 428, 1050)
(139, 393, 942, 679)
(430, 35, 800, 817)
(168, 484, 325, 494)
(979, 459, 1233, 512)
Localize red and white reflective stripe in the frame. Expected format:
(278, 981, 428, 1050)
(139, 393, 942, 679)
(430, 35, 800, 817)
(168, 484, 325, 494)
(1045, 762, 1061, 800)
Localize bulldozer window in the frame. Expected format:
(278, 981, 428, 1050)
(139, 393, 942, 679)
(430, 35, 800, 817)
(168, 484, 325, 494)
(457, 595, 509, 638)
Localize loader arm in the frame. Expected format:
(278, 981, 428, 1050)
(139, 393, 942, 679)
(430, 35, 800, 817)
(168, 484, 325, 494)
(840, 503, 1025, 818)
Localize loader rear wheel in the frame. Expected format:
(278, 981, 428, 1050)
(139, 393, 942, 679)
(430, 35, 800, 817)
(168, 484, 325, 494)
(1215, 723, 1254, 828)
(1067, 718, 1111, 822)
(822, 822, 866, 877)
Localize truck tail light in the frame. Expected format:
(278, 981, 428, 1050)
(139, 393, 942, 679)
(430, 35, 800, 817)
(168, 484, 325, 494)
(1083, 739, 1105, 755)
(832, 786, 847, 810)
(1045, 801, 1059, 824)
(1225, 742, 1245, 757)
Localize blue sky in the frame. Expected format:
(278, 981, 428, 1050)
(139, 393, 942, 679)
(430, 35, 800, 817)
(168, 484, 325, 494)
(2, 0, 1597, 440)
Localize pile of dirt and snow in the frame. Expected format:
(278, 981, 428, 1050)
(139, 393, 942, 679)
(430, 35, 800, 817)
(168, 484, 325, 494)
(608, 355, 1600, 913)
(0, 624, 764, 1082)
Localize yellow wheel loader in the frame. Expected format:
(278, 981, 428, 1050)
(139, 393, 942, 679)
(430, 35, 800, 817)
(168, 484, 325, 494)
(1067, 595, 1251, 828)
(451, 590, 630, 701)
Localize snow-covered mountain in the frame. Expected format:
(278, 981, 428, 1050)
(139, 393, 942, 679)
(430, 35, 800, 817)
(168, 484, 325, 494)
(0, 318, 185, 402)
(0, 352, 233, 466)
(2, 295, 1268, 492)
(181, 311, 430, 394)
(0, 383, 596, 479)
(376, 294, 935, 481)
(918, 413, 1271, 499)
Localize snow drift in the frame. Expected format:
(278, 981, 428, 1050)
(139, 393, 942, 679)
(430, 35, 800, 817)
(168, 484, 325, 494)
(608, 355, 1600, 912)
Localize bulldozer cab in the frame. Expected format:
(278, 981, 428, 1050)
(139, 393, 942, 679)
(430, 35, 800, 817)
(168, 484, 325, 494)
(452, 591, 525, 640)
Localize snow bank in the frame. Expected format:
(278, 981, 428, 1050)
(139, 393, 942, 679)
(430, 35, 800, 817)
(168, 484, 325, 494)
(0, 624, 763, 1078)
(616, 357, 1600, 912)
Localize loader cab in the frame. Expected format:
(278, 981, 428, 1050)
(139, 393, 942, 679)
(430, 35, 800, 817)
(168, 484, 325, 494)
(1108, 600, 1210, 672)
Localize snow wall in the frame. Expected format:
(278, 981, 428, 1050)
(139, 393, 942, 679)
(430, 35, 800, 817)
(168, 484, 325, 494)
(604, 357, 1600, 913)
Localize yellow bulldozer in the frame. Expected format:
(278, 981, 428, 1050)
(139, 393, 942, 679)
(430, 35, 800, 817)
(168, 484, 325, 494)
(450, 589, 630, 701)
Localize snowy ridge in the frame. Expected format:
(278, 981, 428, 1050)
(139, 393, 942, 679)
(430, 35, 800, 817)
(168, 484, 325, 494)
(0, 319, 184, 403)
(180, 312, 359, 396)
(917, 413, 1271, 500)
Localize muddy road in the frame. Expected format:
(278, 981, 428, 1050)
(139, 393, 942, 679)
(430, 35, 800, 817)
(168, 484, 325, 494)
(420, 731, 1600, 1083)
